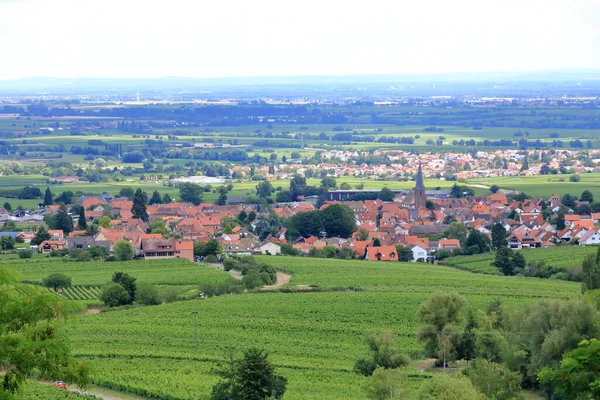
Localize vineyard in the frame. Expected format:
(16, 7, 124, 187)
(21, 381, 98, 400)
(62, 257, 580, 400)
(57, 285, 101, 301)
(440, 245, 597, 275)
(6, 257, 232, 288)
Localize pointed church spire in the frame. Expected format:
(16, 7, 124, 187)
(414, 161, 425, 191)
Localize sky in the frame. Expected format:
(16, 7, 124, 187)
(0, 0, 599, 79)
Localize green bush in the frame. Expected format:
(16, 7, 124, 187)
(17, 250, 32, 259)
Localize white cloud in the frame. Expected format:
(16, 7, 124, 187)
(0, 0, 599, 78)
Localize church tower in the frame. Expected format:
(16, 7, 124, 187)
(413, 161, 426, 209)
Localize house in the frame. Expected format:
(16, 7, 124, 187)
(438, 239, 461, 250)
(38, 239, 66, 253)
(578, 228, 600, 246)
(139, 238, 194, 262)
(48, 230, 64, 240)
(365, 246, 398, 261)
(255, 242, 281, 255)
(410, 245, 428, 262)
(66, 236, 111, 250)
(17, 232, 35, 243)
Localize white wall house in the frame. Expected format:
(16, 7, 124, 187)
(411, 245, 428, 262)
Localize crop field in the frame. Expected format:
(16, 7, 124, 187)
(62, 257, 579, 399)
(58, 285, 101, 301)
(441, 245, 597, 275)
(467, 173, 600, 199)
(21, 381, 98, 400)
(10, 258, 231, 288)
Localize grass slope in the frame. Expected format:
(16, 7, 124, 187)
(61, 257, 578, 400)
(442, 246, 597, 275)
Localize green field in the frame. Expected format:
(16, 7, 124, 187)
(48, 257, 580, 400)
(441, 245, 597, 275)
(467, 173, 600, 199)
(21, 381, 98, 400)
(12, 257, 231, 288)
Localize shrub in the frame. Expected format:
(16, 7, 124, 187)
(100, 283, 130, 307)
(18, 250, 32, 259)
(205, 255, 219, 263)
(135, 282, 162, 305)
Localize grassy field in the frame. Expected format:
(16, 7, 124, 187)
(11, 257, 231, 288)
(48, 257, 580, 400)
(441, 245, 596, 275)
(467, 173, 600, 199)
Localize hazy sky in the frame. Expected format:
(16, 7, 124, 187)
(1, 0, 599, 79)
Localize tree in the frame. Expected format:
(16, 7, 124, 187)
(131, 188, 148, 222)
(31, 226, 51, 246)
(162, 193, 172, 204)
(580, 190, 594, 203)
(492, 247, 525, 276)
(54, 191, 74, 205)
(210, 348, 287, 400)
(444, 223, 468, 244)
(148, 190, 162, 205)
(112, 271, 136, 303)
(179, 183, 203, 205)
(581, 252, 600, 292)
(118, 187, 135, 199)
(78, 207, 87, 229)
(340, 182, 351, 190)
(42, 273, 72, 292)
(416, 292, 467, 362)
(194, 239, 222, 257)
(216, 187, 228, 205)
(289, 211, 324, 238)
(100, 282, 130, 307)
(320, 176, 337, 189)
(0, 268, 89, 397)
(150, 218, 169, 237)
(556, 213, 566, 230)
(538, 338, 600, 400)
(256, 181, 274, 198)
(491, 223, 507, 250)
(450, 183, 463, 198)
(18, 249, 32, 259)
(2, 202, 11, 211)
(464, 229, 491, 254)
(134, 282, 162, 305)
(455, 310, 478, 364)
(520, 158, 529, 171)
(570, 174, 581, 182)
(489, 185, 500, 194)
(113, 240, 134, 261)
(43, 187, 53, 206)
(354, 329, 409, 376)
(361, 367, 407, 400)
(0, 236, 15, 251)
(289, 175, 307, 201)
(396, 246, 414, 262)
(464, 359, 522, 400)
(416, 374, 484, 400)
(540, 164, 550, 175)
(561, 193, 576, 208)
(54, 204, 74, 234)
(356, 228, 369, 241)
(321, 204, 356, 238)
(377, 187, 395, 202)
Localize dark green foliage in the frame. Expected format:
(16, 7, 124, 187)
(2, 202, 11, 211)
(78, 207, 87, 229)
(288, 211, 324, 238)
(581, 250, 600, 292)
(131, 188, 148, 222)
(118, 187, 135, 199)
(561, 193, 575, 208)
(256, 181, 274, 198)
(490, 184, 500, 193)
(211, 348, 286, 400)
(113, 240, 134, 261)
(194, 239, 222, 257)
(54, 204, 74, 234)
(464, 229, 491, 254)
(580, 189, 594, 203)
(30, 226, 51, 246)
(354, 329, 409, 376)
(112, 271, 136, 303)
(455, 310, 478, 363)
(320, 176, 337, 189)
(17, 249, 32, 259)
(216, 187, 228, 205)
(162, 193, 172, 204)
(43, 187, 53, 206)
(396, 246, 413, 262)
(463, 358, 522, 400)
(100, 282, 130, 307)
(42, 273, 72, 291)
(321, 204, 357, 238)
(538, 338, 600, 400)
(556, 213, 566, 230)
(0, 236, 15, 251)
(134, 282, 162, 305)
(492, 247, 525, 276)
(377, 187, 395, 202)
(148, 190, 163, 205)
(179, 183, 204, 206)
(491, 223, 507, 249)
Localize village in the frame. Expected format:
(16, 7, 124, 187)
(0, 162, 596, 267)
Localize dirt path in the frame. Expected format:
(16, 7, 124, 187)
(82, 307, 102, 315)
(261, 271, 292, 290)
(68, 386, 149, 400)
(467, 184, 490, 189)
(414, 358, 437, 372)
